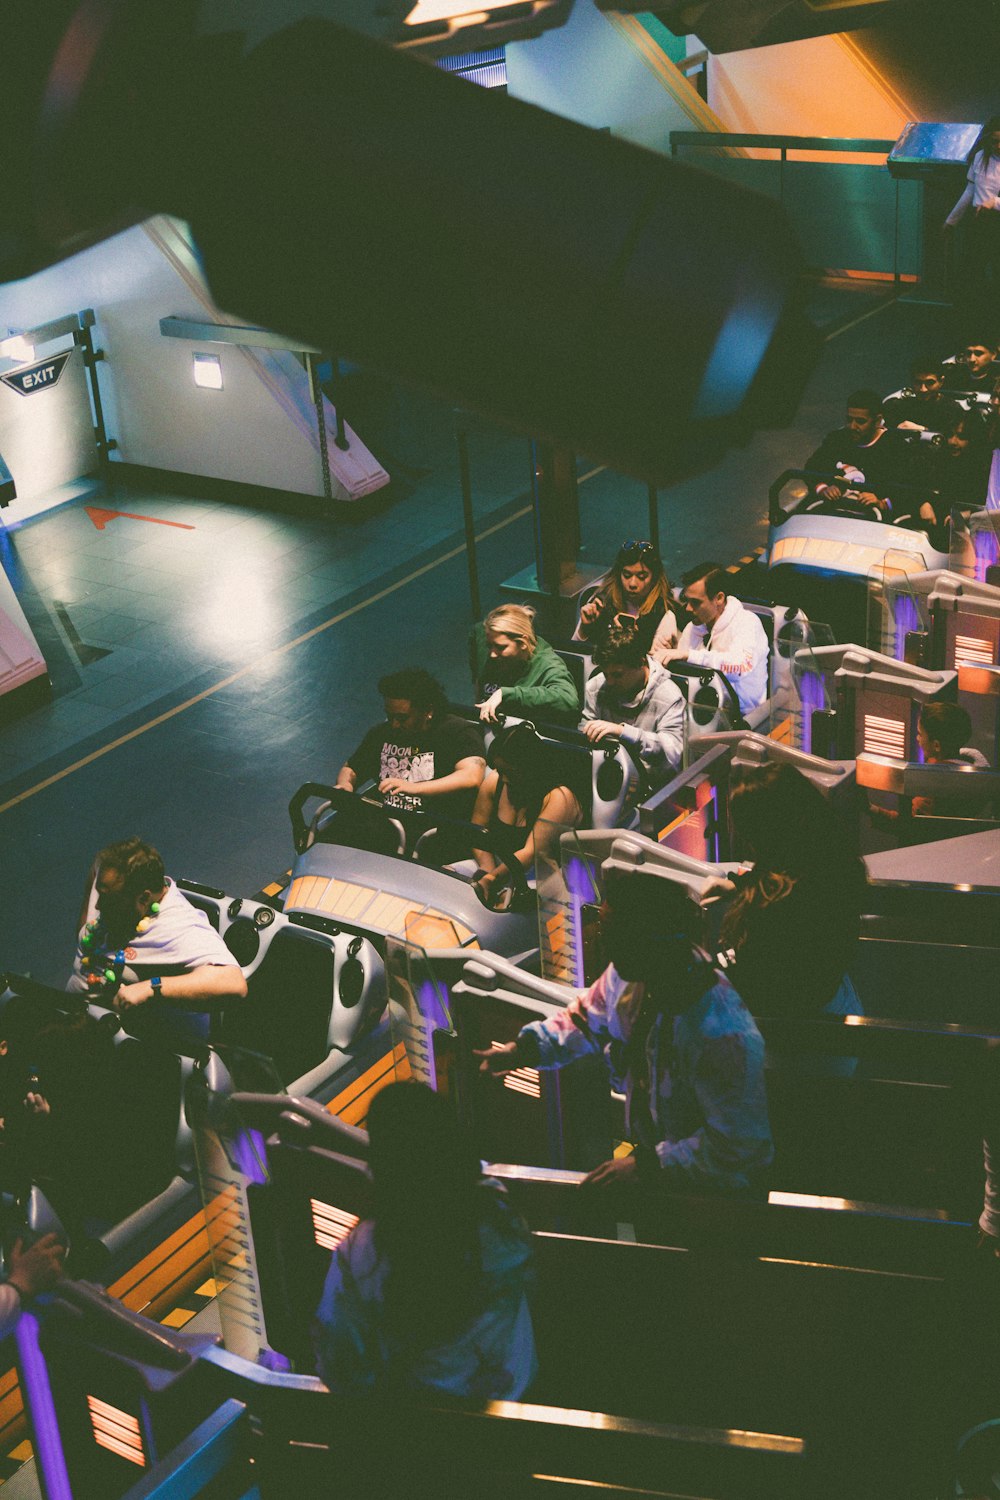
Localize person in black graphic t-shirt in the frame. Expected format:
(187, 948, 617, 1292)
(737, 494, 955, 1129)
(336, 669, 486, 832)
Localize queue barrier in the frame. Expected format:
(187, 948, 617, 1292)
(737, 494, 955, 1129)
(858, 753, 1000, 843)
(452, 947, 1000, 1214)
(41, 1129, 987, 1496)
(17, 1282, 810, 1500)
(485, 1163, 973, 1279)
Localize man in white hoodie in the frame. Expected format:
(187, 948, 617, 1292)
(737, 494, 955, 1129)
(581, 623, 685, 790)
(661, 562, 769, 716)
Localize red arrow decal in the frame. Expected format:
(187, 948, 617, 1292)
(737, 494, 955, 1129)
(85, 506, 195, 532)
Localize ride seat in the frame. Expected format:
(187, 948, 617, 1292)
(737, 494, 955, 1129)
(218, 915, 384, 1083)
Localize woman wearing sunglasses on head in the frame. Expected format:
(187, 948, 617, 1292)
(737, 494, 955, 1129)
(573, 540, 678, 661)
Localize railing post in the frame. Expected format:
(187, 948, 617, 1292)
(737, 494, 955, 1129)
(455, 414, 482, 622)
(306, 352, 334, 503)
(893, 177, 901, 289)
(647, 484, 661, 556)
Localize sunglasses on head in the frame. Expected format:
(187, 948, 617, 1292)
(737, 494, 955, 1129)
(621, 539, 655, 554)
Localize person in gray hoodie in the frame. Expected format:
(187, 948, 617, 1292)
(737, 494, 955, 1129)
(582, 623, 685, 792)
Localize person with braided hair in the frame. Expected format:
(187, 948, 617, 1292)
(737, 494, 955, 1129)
(477, 873, 771, 1193)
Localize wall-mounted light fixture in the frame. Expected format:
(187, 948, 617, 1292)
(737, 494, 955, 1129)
(192, 352, 223, 390)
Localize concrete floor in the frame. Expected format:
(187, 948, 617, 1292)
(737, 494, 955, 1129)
(0, 285, 956, 983)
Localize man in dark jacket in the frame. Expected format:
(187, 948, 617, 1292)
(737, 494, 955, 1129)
(803, 388, 916, 514)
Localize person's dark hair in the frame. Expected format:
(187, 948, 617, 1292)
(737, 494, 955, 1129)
(604, 868, 697, 944)
(939, 407, 980, 443)
(367, 1082, 488, 1345)
(593, 624, 647, 671)
(963, 333, 998, 355)
(722, 762, 865, 946)
(919, 700, 973, 759)
(96, 838, 165, 901)
(488, 721, 587, 824)
(376, 668, 448, 718)
(681, 561, 728, 602)
(846, 387, 882, 414)
(589, 540, 673, 621)
(968, 116, 1000, 166)
(603, 873, 704, 1070)
(909, 356, 943, 381)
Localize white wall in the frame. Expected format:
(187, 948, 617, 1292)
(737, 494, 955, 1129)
(0, 344, 97, 503)
(0, 216, 387, 503)
(506, 0, 708, 152)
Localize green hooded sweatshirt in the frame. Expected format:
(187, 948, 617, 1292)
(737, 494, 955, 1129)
(469, 622, 580, 726)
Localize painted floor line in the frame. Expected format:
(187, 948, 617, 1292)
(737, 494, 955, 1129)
(0, 503, 535, 817)
(824, 294, 897, 342)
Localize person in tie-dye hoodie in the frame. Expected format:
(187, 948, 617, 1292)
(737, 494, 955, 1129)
(478, 872, 773, 1194)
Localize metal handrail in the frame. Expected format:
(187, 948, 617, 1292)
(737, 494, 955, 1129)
(669, 131, 895, 156)
(669, 131, 904, 282)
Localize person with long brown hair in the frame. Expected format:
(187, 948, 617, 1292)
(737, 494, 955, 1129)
(716, 762, 868, 1019)
(312, 1082, 535, 1398)
(573, 540, 678, 660)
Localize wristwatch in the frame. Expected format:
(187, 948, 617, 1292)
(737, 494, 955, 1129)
(150, 976, 163, 1000)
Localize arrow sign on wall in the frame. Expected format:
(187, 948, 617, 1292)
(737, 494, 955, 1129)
(1, 351, 73, 396)
(85, 506, 195, 532)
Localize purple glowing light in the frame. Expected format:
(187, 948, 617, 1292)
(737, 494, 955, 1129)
(417, 978, 451, 1032)
(564, 856, 597, 987)
(974, 527, 1000, 583)
(797, 671, 825, 756)
(893, 592, 920, 663)
(15, 1311, 73, 1500)
(231, 1128, 268, 1186)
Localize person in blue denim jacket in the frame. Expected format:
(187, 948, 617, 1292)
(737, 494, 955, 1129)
(478, 872, 772, 1193)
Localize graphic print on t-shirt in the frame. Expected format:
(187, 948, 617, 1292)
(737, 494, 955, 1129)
(380, 739, 435, 812)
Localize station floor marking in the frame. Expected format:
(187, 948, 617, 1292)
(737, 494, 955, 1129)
(0, 500, 543, 818)
(727, 545, 766, 574)
(824, 294, 897, 341)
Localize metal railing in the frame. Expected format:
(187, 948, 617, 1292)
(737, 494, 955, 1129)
(669, 131, 910, 283)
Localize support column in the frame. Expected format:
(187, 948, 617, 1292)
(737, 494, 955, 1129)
(501, 441, 602, 639)
(532, 442, 580, 595)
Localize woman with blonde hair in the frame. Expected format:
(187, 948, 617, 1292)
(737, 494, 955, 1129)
(573, 539, 678, 660)
(469, 602, 579, 725)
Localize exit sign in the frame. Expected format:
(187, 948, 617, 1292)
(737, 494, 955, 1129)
(1, 351, 72, 397)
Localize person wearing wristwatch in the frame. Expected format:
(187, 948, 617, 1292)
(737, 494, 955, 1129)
(67, 837, 247, 1041)
(0, 1233, 65, 1335)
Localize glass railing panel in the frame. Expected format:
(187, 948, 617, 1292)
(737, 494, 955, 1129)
(774, 619, 836, 755)
(384, 936, 460, 1093)
(950, 506, 1000, 582)
(867, 554, 931, 663)
(531, 818, 604, 989)
(190, 1047, 286, 1364)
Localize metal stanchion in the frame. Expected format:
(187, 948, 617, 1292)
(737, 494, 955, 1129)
(75, 315, 116, 483)
(327, 356, 350, 451)
(455, 416, 482, 621)
(647, 484, 661, 555)
(306, 351, 334, 503)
